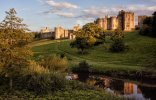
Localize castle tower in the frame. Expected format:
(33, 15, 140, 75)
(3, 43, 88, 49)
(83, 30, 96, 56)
(103, 16, 108, 30)
(118, 10, 135, 31)
(107, 16, 118, 30)
(54, 26, 65, 39)
(95, 17, 107, 30)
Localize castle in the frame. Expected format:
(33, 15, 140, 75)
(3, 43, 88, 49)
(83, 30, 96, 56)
(95, 10, 135, 31)
(40, 24, 80, 40)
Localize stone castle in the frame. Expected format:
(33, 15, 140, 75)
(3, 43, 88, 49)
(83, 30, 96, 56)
(95, 10, 135, 31)
(40, 24, 80, 40)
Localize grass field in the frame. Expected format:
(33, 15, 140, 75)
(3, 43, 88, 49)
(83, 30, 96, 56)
(31, 31, 156, 73)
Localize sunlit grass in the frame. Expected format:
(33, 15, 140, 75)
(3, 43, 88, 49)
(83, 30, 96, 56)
(32, 31, 156, 72)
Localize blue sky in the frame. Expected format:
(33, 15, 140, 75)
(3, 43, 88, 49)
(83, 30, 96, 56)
(0, 0, 156, 31)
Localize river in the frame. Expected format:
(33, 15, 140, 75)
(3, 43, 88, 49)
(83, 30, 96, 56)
(71, 72, 156, 100)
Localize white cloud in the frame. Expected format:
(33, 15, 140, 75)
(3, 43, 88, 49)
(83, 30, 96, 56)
(78, 5, 156, 19)
(46, 0, 79, 9)
(41, 0, 79, 18)
(56, 12, 74, 18)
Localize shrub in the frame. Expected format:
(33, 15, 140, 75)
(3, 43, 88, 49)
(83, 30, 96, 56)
(39, 54, 68, 72)
(109, 39, 128, 52)
(12, 60, 68, 94)
(139, 25, 152, 36)
(73, 61, 90, 72)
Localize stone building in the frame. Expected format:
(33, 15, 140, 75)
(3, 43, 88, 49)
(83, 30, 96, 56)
(40, 27, 50, 33)
(40, 27, 54, 39)
(39, 25, 80, 40)
(96, 16, 108, 30)
(138, 16, 148, 28)
(107, 16, 118, 30)
(69, 24, 81, 40)
(95, 10, 135, 31)
(54, 26, 69, 39)
(118, 10, 135, 31)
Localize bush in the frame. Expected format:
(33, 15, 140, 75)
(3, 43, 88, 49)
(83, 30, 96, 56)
(139, 25, 152, 36)
(109, 39, 128, 52)
(39, 54, 68, 72)
(11, 60, 68, 94)
(72, 61, 90, 72)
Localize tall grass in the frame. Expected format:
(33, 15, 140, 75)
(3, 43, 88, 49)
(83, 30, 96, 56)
(39, 54, 68, 72)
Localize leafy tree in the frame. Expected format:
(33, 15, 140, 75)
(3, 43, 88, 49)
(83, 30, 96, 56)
(110, 29, 128, 52)
(0, 8, 28, 31)
(70, 23, 105, 54)
(70, 37, 89, 54)
(143, 17, 152, 26)
(139, 11, 156, 37)
(0, 8, 32, 90)
(152, 11, 156, 37)
(111, 28, 124, 40)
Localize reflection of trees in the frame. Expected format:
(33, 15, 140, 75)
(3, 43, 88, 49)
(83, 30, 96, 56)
(110, 80, 124, 94)
(77, 72, 89, 82)
(139, 85, 156, 100)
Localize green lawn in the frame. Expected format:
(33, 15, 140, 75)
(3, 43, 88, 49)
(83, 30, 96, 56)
(31, 31, 156, 73)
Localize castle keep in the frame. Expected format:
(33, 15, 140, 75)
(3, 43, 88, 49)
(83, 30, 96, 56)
(95, 10, 135, 31)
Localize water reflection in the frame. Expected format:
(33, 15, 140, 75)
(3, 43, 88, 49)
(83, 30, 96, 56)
(73, 73, 156, 100)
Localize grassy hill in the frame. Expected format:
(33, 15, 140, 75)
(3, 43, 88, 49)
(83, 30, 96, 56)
(31, 31, 156, 73)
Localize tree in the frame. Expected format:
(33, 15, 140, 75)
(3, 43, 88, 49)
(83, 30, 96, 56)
(0, 8, 32, 90)
(70, 23, 105, 54)
(152, 11, 156, 37)
(0, 8, 28, 31)
(110, 29, 128, 52)
(70, 37, 89, 54)
(139, 11, 156, 37)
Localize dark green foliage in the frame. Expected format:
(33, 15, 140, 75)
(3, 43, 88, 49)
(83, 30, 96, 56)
(139, 25, 152, 36)
(143, 17, 153, 26)
(22, 73, 67, 94)
(110, 39, 128, 52)
(152, 12, 156, 37)
(70, 37, 89, 54)
(139, 11, 156, 37)
(110, 29, 128, 52)
(73, 61, 90, 72)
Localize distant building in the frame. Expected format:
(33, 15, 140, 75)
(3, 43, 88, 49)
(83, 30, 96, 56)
(96, 16, 108, 30)
(138, 16, 148, 28)
(95, 10, 135, 31)
(54, 26, 69, 39)
(40, 27, 50, 33)
(69, 24, 80, 40)
(39, 25, 80, 40)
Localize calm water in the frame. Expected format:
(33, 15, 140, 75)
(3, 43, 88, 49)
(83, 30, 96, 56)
(74, 73, 156, 100)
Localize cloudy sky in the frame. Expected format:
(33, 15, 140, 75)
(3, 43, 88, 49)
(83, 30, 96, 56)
(0, 0, 156, 31)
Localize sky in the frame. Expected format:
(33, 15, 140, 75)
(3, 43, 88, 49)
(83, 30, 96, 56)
(0, 0, 156, 31)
